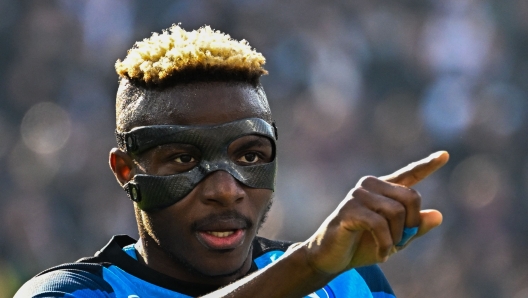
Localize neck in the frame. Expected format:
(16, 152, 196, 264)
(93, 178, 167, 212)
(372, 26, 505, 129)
(135, 236, 254, 286)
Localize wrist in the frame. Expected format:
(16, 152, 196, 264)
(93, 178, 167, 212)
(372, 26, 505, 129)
(288, 242, 339, 291)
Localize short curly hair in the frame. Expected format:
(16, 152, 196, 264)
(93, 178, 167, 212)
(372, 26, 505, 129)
(114, 24, 271, 135)
(115, 24, 267, 87)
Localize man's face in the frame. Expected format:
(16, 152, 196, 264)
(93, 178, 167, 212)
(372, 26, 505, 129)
(126, 82, 274, 284)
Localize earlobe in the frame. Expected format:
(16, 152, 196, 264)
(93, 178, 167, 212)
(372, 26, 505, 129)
(109, 148, 135, 186)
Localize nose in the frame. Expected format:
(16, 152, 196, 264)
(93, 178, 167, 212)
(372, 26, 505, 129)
(198, 170, 246, 206)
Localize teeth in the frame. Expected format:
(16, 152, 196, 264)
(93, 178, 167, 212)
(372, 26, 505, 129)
(206, 231, 235, 238)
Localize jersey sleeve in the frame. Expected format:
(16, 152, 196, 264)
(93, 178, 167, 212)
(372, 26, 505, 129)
(355, 265, 396, 298)
(14, 264, 116, 298)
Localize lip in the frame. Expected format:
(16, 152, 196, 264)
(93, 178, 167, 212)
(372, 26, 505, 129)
(196, 229, 247, 250)
(192, 212, 252, 250)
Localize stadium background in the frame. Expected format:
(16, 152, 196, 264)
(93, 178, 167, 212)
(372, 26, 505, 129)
(1, 0, 528, 297)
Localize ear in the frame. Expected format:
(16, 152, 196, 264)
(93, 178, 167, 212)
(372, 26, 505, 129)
(109, 148, 135, 186)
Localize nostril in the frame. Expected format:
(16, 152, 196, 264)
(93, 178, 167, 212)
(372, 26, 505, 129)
(199, 171, 246, 206)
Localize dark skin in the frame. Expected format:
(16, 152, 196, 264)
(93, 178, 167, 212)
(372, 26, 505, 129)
(206, 151, 448, 298)
(110, 82, 275, 285)
(110, 81, 449, 296)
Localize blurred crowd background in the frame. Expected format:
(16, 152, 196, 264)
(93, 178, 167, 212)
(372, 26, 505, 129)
(1, 0, 528, 297)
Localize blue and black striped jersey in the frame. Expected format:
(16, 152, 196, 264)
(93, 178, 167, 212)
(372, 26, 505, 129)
(15, 235, 395, 298)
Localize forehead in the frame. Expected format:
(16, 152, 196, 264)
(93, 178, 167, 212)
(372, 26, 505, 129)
(138, 82, 271, 127)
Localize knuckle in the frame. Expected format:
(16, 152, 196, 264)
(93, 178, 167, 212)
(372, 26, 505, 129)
(357, 175, 378, 188)
(407, 188, 419, 198)
(379, 241, 393, 254)
(396, 187, 421, 206)
(389, 202, 406, 219)
(407, 188, 422, 206)
(350, 187, 368, 199)
(338, 198, 363, 218)
(371, 217, 386, 231)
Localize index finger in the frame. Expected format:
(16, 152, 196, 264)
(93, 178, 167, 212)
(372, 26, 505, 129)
(378, 151, 449, 187)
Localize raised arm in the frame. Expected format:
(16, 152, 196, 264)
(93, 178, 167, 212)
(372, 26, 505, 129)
(203, 151, 450, 298)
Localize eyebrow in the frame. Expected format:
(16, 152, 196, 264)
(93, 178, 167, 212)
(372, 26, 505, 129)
(235, 137, 271, 152)
(157, 143, 197, 150)
(143, 143, 199, 157)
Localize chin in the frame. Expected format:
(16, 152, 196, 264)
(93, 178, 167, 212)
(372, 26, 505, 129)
(164, 236, 254, 279)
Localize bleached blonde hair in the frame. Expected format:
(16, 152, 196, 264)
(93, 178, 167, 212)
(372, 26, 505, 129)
(114, 24, 272, 135)
(115, 24, 267, 86)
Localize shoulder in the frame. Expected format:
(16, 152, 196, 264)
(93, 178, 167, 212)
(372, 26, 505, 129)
(15, 262, 115, 298)
(14, 235, 139, 298)
(15, 263, 114, 298)
(355, 265, 395, 297)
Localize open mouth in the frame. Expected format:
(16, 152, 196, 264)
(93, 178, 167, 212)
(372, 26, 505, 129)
(205, 231, 236, 237)
(196, 229, 246, 250)
(193, 212, 252, 250)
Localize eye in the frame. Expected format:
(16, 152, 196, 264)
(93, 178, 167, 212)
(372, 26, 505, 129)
(237, 152, 260, 164)
(228, 135, 274, 166)
(174, 154, 195, 163)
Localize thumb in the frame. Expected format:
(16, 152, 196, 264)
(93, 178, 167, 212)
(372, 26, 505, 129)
(416, 209, 443, 237)
(395, 209, 442, 251)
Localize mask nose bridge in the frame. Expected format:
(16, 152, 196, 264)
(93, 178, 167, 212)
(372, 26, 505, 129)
(195, 127, 244, 182)
(198, 155, 246, 185)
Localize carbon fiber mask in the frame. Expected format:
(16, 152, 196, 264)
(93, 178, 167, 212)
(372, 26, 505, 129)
(116, 118, 277, 211)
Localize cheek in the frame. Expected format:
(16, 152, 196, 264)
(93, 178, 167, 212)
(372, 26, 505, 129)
(248, 189, 273, 218)
(138, 204, 192, 246)
(136, 153, 161, 174)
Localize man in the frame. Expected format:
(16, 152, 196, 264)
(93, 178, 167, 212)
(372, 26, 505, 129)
(16, 25, 448, 297)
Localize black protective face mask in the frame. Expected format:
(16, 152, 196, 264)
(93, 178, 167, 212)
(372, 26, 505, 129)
(116, 118, 278, 211)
